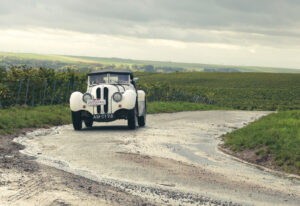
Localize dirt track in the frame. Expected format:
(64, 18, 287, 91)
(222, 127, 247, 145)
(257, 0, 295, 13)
(1, 111, 300, 205)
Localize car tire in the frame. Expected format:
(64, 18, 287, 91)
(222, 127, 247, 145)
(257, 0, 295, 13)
(84, 119, 93, 128)
(72, 111, 82, 130)
(138, 115, 146, 127)
(128, 108, 137, 130)
(138, 100, 146, 127)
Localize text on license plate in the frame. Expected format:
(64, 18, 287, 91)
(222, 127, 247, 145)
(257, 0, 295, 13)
(87, 99, 106, 106)
(93, 114, 114, 119)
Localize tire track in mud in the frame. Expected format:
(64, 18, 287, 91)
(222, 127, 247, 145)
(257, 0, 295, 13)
(1, 164, 157, 206)
(8, 178, 43, 202)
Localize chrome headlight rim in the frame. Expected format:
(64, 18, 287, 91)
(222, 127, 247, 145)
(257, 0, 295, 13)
(113, 92, 122, 102)
(82, 93, 93, 103)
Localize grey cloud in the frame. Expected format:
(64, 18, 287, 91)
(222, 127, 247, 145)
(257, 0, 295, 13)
(0, 0, 300, 47)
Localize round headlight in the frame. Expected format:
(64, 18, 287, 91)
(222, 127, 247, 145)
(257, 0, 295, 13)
(113, 92, 122, 102)
(82, 93, 93, 103)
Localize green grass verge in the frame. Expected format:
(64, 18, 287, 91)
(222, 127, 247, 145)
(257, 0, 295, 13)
(0, 102, 226, 135)
(224, 110, 300, 175)
(0, 105, 71, 135)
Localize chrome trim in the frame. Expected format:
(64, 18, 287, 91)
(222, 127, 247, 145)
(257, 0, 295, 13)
(82, 93, 93, 103)
(112, 92, 122, 102)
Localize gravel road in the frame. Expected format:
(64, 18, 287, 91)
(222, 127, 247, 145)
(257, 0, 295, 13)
(9, 111, 300, 205)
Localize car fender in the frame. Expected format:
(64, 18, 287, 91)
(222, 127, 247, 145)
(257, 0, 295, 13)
(121, 90, 136, 110)
(137, 90, 146, 116)
(70, 92, 83, 112)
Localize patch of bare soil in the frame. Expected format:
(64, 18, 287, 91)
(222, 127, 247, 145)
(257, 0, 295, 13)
(0, 131, 156, 206)
(218, 144, 300, 178)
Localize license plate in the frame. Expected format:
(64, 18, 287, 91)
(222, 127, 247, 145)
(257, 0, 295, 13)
(87, 99, 106, 106)
(93, 114, 114, 120)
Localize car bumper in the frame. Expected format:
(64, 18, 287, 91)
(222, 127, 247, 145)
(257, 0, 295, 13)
(93, 113, 115, 121)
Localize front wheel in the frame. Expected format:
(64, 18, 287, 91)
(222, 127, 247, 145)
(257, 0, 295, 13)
(128, 108, 137, 130)
(72, 111, 82, 130)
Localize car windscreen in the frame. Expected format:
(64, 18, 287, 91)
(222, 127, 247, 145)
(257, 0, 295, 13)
(89, 74, 109, 85)
(109, 74, 129, 84)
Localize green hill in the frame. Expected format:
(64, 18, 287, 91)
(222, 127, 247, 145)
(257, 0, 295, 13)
(1, 51, 300, 73)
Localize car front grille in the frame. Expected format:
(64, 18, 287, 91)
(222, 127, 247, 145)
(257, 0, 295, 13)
(96, 88, 101, 114)
(104, 87, 109, 113)
(95, 87, 110, 114)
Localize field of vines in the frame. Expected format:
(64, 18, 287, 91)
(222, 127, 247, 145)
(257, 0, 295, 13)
(0, 67, 210, 108)
(136, 72, 300, 111)
(0, 67, 87, 108)
(1, 67, 300, 111)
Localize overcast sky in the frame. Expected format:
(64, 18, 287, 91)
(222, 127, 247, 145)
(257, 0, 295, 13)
(0, 0, 300, 69)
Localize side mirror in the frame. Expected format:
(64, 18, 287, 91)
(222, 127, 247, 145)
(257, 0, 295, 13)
(133, 77, 139, 82)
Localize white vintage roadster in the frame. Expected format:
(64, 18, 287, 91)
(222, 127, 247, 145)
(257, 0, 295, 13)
(70, 69, 146, 130)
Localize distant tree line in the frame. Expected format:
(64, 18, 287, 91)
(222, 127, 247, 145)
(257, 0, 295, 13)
(0, 55, 186, 73)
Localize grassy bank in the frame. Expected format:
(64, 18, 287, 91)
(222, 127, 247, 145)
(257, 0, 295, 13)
(224, 110, 300, 175)
(0, 102, 226, 135)
(0, 105, 71, 135)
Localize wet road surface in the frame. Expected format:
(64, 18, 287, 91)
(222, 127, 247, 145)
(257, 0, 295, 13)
(15, 111, 300, 205)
